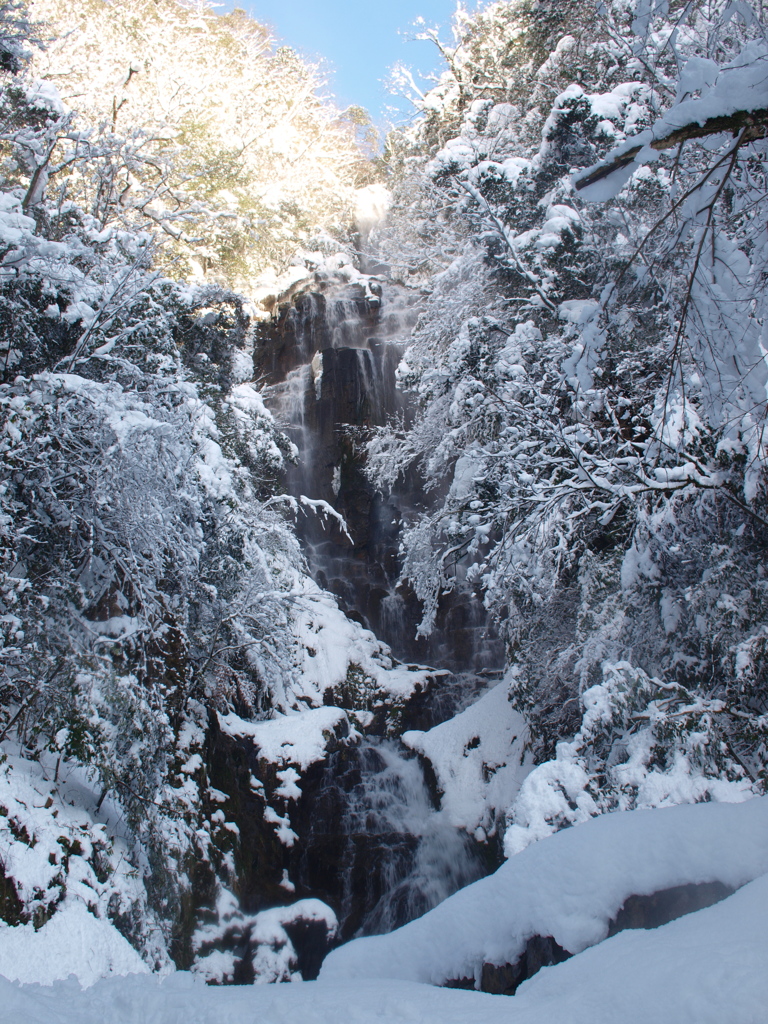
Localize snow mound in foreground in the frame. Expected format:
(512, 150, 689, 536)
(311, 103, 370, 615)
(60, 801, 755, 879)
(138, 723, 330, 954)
(2, 873, 768, 1024)
(0, 902, 148, 988)
(321, 796, 768, 985)
(510, 871, 768, 1023)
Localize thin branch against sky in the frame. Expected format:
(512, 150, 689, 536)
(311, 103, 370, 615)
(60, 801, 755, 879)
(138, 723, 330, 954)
(216, 1, 481, 125)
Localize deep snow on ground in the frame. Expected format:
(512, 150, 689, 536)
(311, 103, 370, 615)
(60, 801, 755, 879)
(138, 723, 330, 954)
(0, 902, 148, 987)
(3, 870, 767, 1024)
(323, 796, 768, 986)
(1, 798, 766, 1022)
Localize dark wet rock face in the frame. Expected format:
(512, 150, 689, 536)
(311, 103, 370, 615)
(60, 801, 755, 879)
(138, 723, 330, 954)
(481, 935, 572, 995)
(606, 880, 735, 936)
(444, 879, 737, 996)
(282, 916, 335, 980)
(0, 864, 27, 927)
(203, 716, 298, 912)
(203, 727, 488, 952)
(256, 278, 504, 673)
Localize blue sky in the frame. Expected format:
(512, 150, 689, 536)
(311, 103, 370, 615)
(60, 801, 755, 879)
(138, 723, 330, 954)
(217, 1, 481, 126)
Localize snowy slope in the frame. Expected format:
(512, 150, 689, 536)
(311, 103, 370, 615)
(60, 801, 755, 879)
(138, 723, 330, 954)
(0, 903, 148, 988)
(321, 796, 768, 985)
(1, 798, 766, 1021)
(2, 872, 767, 1024)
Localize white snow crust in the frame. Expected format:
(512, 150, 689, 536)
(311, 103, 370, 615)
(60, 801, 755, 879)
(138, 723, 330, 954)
(0, 903, 148, 988)
(218, 706, 354, 770)
(402, 681, 531, 838)
(1, 800, 766, 1020)
(321, 795, 768, 986)
(2, 871, 767, 1024)
(507, 872, 768, 1023)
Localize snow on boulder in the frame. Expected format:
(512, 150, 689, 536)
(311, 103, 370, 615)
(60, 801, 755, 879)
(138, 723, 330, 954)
(2, 879, 767, 1024)
(402, 681, 532, 840)
(320, 796, 768, 987)
(217, 706, 356, 771)
(193, 897, 338, 984)
(505, 871, 768, 1024)
(271, 577, 442, 728)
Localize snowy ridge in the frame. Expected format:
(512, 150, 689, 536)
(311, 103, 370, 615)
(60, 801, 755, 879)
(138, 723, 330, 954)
(321, 796, 768, 986)
(2, 870, 768, 1023)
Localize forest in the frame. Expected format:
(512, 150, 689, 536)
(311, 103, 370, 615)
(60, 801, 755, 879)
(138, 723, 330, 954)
(0, 0, 766, 1020)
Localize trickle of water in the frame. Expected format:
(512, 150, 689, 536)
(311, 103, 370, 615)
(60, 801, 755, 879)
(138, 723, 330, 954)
(267, 364, 310, 429)
(354, 349, 376, 419)
(343, 741, 484, 936)
(380, 593, 407, 644)
(328, 298, 368, 349)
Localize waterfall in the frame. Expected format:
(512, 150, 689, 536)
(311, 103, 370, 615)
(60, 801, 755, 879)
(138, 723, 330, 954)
(258, 276, 420, 653)
(346, 741, 485, 936)
(253, 273, 503, 958)
(298, 739, 485, 940)
(258, 275, 505, 667)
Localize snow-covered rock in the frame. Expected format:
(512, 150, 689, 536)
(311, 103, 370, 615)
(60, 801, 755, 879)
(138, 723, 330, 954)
(402, 681, 532, 840)
(218, 707, 356, 772)
(321, 796, 768, 987)
(2, 873, 768, 1024)
(0, 903, 148, 988)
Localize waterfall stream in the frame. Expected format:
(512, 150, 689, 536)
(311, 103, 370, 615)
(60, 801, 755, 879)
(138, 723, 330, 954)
(297, 738, 486, 941)
(259, 277, 418, 657)
(259, 275, 503, 669)
(344, 741, 485, 936)
(255, 274, 502, 950)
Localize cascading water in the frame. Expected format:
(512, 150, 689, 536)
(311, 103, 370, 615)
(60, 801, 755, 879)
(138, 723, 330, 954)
(296, 739, 485, 940)
(258, 275, 503, 669)
(254, 271, 504, 952)
(259, 277, 420, 652)
(346, 741, 484, 936)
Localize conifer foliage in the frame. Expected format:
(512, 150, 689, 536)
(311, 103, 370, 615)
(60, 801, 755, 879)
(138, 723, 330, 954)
(373, 0, 768, 840)
(0, 0, 343, 960)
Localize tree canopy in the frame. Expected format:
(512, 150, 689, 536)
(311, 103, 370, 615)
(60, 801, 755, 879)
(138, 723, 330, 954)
(25, 0, 376, 290)
(370, 0, 768, 841)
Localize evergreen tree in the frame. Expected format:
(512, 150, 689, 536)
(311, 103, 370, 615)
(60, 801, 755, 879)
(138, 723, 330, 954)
(371, 0, 768, 836)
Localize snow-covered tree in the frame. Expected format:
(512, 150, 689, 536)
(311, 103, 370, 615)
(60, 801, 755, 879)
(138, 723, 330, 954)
(0, 13, 355, 957)
(371, 0, 768, 829)
(24, 0, 375, 289)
